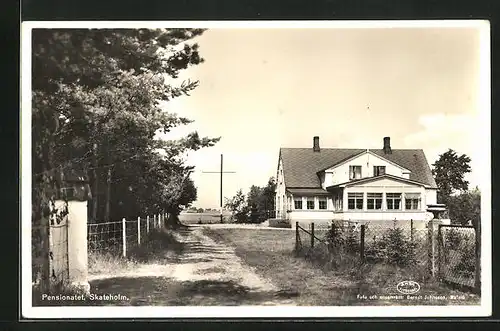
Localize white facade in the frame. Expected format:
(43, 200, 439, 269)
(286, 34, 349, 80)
(322, 151, 411, 188)
(276, 151, 437, 224)
(275, 158, 287, 219)
(285, 176, 435, 222)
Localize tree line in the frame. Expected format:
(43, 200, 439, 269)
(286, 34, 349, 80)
(32, 29, 219, 228)
(224, 178, 277, 223)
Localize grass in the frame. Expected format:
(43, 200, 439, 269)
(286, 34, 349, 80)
(202, 227, 480, 306)
(34, 228, 186, 306)
(88, 228, 185, 275)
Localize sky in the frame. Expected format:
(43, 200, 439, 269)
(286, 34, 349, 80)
(157, 24, 489, 209)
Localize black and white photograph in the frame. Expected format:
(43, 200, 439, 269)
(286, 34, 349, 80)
(21, 20, 491, 318)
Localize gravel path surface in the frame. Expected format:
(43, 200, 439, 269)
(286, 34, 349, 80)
(88, 227, 296, 306)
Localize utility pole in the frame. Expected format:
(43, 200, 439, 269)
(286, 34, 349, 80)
(202, 154, 236, 223)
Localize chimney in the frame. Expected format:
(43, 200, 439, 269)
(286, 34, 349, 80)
(313, 136, 320, 152)
(383, 137, 392, 154)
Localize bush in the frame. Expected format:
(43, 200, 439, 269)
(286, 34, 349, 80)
(344, 226, 359, 254)
(325, 221, 344, 250)
(365, 226, 417, 267)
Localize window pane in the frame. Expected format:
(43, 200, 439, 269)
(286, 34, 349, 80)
(356, 199, 363, 209)
(375, 199, 382, 209)
(307, 199, 314, 209)
(367, 200, 374, 209)
(394, 199, 400, 209)
(319, 200, 327, 209)
(348, 200, 355, 210)
(387, 199, 393, 209)
(294, 200, 302, 209)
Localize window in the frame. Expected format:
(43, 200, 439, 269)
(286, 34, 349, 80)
(386, 193, 402, 210)
(307, 197, 315, 210)
(348, 193, 364, 210)
(367, 193, 383, 210)
(294, 197, 303, 210)
(349, 166, 362, 180)
(319, 197, 327, 210)
(405, 193, 421, 210)
(373, 166, 386, 176)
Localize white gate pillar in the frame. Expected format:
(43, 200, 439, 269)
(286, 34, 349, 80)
(58, 169, 92, 294)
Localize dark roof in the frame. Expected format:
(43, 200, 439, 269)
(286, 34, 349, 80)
(280, 148, 437, 188)
(287, 188, 331, 196)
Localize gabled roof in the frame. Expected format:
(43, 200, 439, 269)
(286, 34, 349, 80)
(317, 150, 411, 174)
(280, 148, 437, 188)
(326, 173, 430, 189)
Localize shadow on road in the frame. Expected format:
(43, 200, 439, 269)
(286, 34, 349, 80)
(80, 277, 300, 306)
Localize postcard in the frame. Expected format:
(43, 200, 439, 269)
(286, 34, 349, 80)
(21, 20, 491, 318)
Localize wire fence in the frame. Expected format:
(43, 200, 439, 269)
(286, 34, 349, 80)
(87, 221, 123, 255)
(295, 220, 480, 292)
(438, 225, 478, 288)
(88, 214, 165, 257)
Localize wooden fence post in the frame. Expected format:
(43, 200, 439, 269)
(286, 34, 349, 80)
(295, 222, 299, 254)
(475, 221, 481, 292)
(137, 217, 141, 246)
(122, 218, 126, 257)
(310, 222, 315, 249)
(437, 224, 442, 280)
(146, 215, 150, 233)
(360, 224, 366, 261)
(153, 214, 156, 229)
(428, 220, 436, 278)
(410, 219, 414, 242)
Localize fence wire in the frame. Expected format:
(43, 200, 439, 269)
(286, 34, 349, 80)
(88, 221, 123, 255)
(439, 226, 476, 288)
(88, 215, 163, 257)
(294, 220, 479, 292)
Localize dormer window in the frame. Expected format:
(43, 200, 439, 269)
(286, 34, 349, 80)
(373, 166, 386, 176)
(349, 166, 362, 180)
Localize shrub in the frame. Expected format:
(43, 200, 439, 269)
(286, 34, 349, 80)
(384, 227, 417, 266)
(343, 225, 359, 254)
(325, 221, 345, 251)
(365, 226, 417, 267)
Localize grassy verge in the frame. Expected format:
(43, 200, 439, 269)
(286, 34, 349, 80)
(203, 227, 480, 306)
(33, 228, 186, 306)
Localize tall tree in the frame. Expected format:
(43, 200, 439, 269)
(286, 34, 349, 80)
(32, 28, 220, 230)
(246, 177, 277, 223)
(224, 189, 249, 223)
(431, 149, 472, 204)
(446, 187, 481, 226)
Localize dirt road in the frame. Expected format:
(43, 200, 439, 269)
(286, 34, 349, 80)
(88, 227, 296, 306)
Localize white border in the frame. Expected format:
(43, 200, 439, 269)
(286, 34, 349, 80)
(21, 20, 492, 319)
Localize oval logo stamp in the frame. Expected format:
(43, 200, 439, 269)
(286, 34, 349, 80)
(396, 281, 420, 294)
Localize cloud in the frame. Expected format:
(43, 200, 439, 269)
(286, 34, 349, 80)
(404, 113, 482, 189)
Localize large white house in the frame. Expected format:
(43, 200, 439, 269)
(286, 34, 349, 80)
(275, 136, 438, 224)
